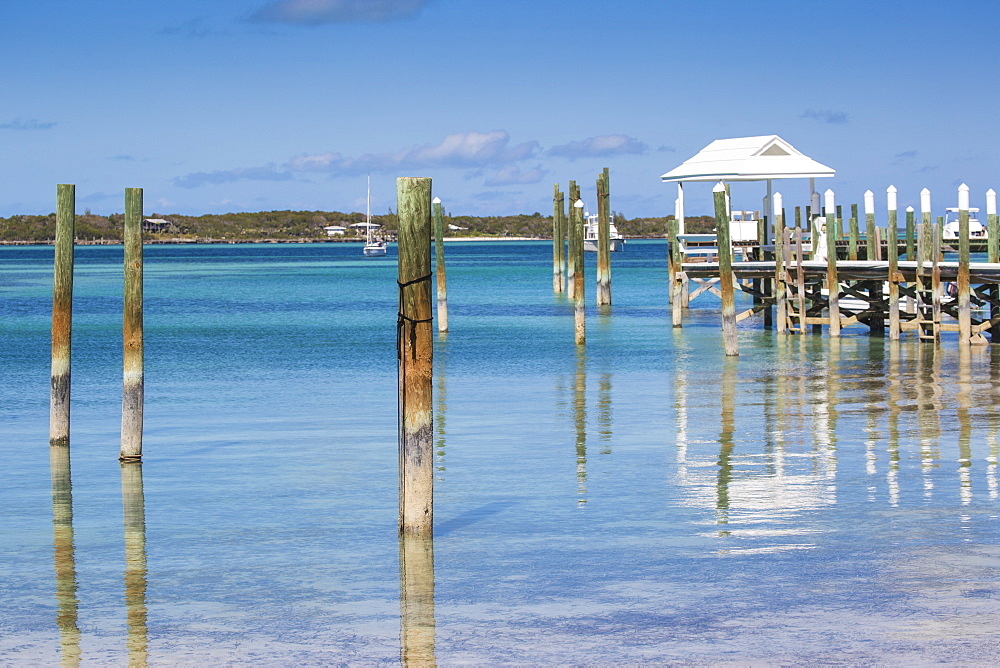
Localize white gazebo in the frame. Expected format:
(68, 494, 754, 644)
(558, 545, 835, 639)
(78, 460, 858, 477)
(661, 135, 834, 241)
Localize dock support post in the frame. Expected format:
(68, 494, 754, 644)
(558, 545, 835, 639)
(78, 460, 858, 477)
(865, 190, 877, 261)
(905, 206, 916, 261)
(715, 183, 738, 356)
(432, 197, 449, 333)
(50, 184, 75, 446)
(397, 177, 434, 534)
(848, 204, 859, 261)
(958, 184, 972, 345)
(987, 189, 999, 342)
(566, 181, 578, 299)
(596, 168, 611, 306)
(670, 216, 684, 328)
(553, 185, 565, 293)
(773, 194, 786, 334)
(120, 188, 144, 461)
(888, 225, 901, 340)
(573, 198, 586, 344)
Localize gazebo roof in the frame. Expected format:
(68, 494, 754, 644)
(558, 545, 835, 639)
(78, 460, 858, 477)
(660, 135, 834, 182)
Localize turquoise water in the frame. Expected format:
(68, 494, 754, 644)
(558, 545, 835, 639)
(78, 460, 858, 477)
(3, 240, 1000, 664)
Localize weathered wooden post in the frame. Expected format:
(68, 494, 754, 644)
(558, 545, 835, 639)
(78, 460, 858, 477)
(957, 183, 972, 345)
(888, 221, 901, 340)
(905, 206, 916, 261)
(432, 197, 449, 333)
(987, 189, 999, 342)
(825, 189, 841, 336)
(553, 185, 565, 293)
(887, 186, 897, 260)
(50, 184, 76, 446)
(715, 183, 738, 356)
(120, 188, 144, 461)
(596, 168, 612, 306)
(670, 207, 684, 327)
(848, 203, 860, 261)
(988, 188, 999, 263)
(121, 462, 149, 663)
(566, 181, 578, 299)
(397, 177, 434, 534)
(865, 190, 876, 261)
(773, 192, 787, 334)
(573, 198, 586, 344)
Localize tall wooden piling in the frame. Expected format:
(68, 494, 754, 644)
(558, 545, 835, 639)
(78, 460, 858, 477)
(566, 181, 578, 299)
(957, 184, 972, 345)
(824, 189, 841, 337)
(596, 168, 612, 306)
(987, 189, 999, 341)
(888, 225, 900, 340)
(905, 206, 916, 261)
(397, 177, 434, 534)
(573, 198, 586, 344)
(773, 193, 787, 334)
(714, 184, 738, 356)
(670, 215, 684, 327)
(553, 185, 565, 293)
(120, 188, 144, 462)
(432, 197, 449, 333)
(864, 191, 876, 260)
(848, 204, 859, 261)
(50, 184, 76, 446)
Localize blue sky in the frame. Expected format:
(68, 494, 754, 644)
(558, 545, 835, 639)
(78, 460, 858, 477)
(2, 0, 998, 219)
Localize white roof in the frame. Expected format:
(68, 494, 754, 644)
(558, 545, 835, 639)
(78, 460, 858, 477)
(661, 135, 834, 182)
(349, 222, 380, 229)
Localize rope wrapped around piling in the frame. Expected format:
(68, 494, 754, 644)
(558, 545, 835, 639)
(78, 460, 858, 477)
(397, 273, 433, 362)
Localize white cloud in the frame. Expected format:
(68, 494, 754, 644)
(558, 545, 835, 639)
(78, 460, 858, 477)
(250, 0, 427, 25)
(801, 109, 850, 125)
(547, 135, 648, 159)
(485, 165, 547, 186)
(173, 164, 296, 188)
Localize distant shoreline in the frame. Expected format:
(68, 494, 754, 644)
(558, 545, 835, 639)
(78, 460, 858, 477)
(1, 235, 661, 246)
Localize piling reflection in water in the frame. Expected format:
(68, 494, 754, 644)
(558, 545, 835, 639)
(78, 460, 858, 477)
(121, 462, 149, 667)
(435, 333, 448, 479)
(573, 346, 587, 504)
(398, 532, 436, 667)
(715, 359, 736, 534)
(597, 373, 612, 455)
(915, 343, 942, 500)
(49, 445, 80, 667)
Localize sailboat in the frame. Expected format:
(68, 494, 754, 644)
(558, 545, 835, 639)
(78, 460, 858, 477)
(362, 176, 387, 256)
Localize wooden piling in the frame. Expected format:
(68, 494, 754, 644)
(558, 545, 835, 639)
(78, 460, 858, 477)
(773, 195, 786, 335)
(865, 190, 876, 261)
(552, 185, 565, 293)
(432, 197, 449, 333)
(572, 198, 586, 344)
(596, 168, 611, 306)
(50, 184, 75, 446)
(670, 215, 684, 328)
(848, 209, 859, 261)
(905, 207, 916, 261)
(120, 188, 144, 462)
(988, 189, 999, 263)
(888, 225, 900, 340)
(714, 184, 738, 356)
(397, 177, 434, 534)
(566, 181, 578, 299)
(957, 185, 972, 345)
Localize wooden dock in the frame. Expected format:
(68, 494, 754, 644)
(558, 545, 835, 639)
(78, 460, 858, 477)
(671, 228, 1000, 347)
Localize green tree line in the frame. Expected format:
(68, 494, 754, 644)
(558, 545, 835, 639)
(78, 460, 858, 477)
(0, 209, 718, 242)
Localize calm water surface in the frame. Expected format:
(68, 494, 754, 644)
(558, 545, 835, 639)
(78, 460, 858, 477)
(2, 240, 999, 664)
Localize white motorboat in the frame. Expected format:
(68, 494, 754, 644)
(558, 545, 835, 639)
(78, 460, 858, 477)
(583, 213, 626, 252)
(942, 207, 986, 240)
